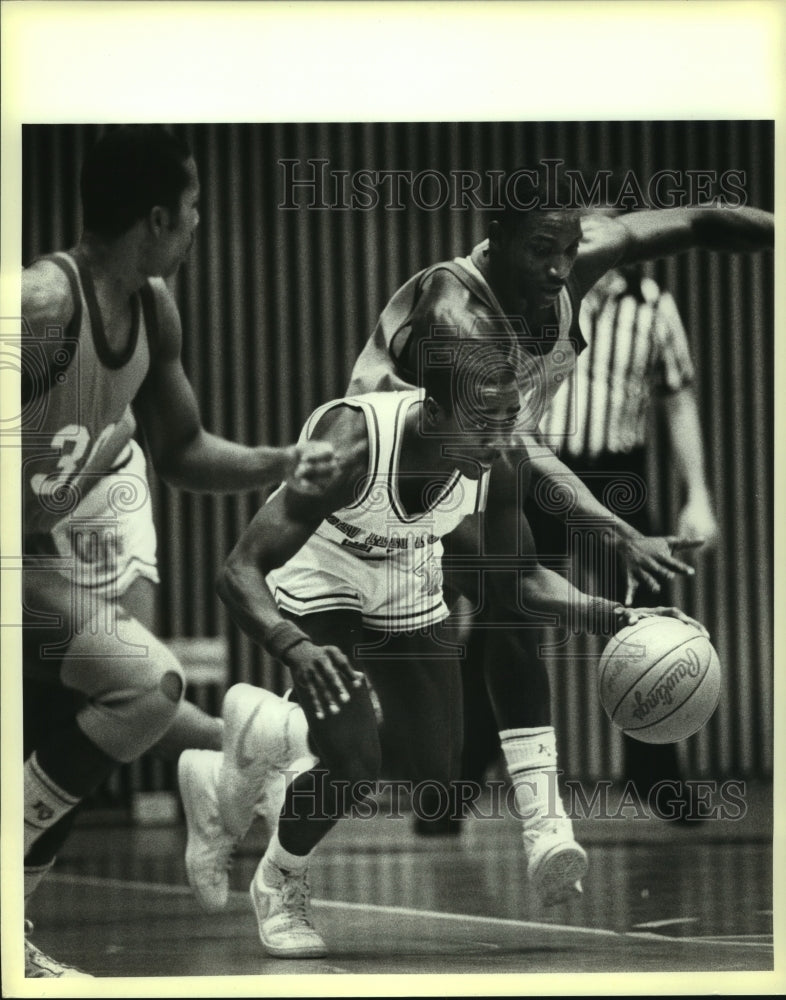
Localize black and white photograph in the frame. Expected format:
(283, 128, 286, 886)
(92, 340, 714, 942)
(1, 3, 783, 996)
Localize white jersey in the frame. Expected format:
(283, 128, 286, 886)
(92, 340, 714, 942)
(267, 389, 491, 630)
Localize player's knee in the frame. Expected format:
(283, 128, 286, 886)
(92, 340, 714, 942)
(160, 667, 184, 704)
(408, 750, 454, 787)
(81, 660, 184, 763)
(327, 737, 382, 786)
(62, 624, 185, 763)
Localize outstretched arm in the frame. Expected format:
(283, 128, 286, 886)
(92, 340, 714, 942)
(661, 387, 718, 548)
(573, 206, 774, 297)
(134, 279, 336, 495)
(522, 439, 702, 602)
(484, 455, 708, 637)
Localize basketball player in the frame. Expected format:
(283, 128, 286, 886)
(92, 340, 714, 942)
(456, 253, 721, 823)
(21, 124, 335, 978)
(343, 172, 773, 837)
(178, 343, 706, 957)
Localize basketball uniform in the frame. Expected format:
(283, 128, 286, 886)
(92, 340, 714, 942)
(23, 252, 157, 550)
(49, 439, 160, 598)
(267, 389, 491, 631)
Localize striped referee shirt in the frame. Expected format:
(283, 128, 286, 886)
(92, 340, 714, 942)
(539, 269, 696, 460)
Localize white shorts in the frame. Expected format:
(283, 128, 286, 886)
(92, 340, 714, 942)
(51, 439, 160, 599)
(267, 531, 448, 632)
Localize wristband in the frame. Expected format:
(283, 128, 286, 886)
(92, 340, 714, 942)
(587, 597, 619, 634)
(265, 619, 309, 661)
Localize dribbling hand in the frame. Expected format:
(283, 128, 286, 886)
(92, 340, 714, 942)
(613, 604, 710, 638)
(284, 640, 365, 720)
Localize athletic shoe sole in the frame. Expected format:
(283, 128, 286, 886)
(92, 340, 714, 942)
(530, 841, 588, 906)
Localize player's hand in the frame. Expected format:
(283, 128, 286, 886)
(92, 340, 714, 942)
(284, 440, 338, 497)
(284, 640, 365, 720)
(613, 604, 710, 638)
(618, 535, 705, 605)
(676, 497, 719, 551)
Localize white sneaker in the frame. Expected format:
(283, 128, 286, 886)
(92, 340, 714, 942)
(218, 683, 308, 839)
(522, 816, 588, 906)
(250, 857, 327, 958)
(178, 748, 238, 913)
(24, 922, 93, 978)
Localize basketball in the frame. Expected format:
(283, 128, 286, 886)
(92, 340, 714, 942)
(598, 616, 721, 744)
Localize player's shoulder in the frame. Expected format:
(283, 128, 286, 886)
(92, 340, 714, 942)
(144, 276, 179, 318)
(310, 400, 370, 449)
(22, 258, 75, 328)
(304, 401, 372, 507)
(416, 265, 485, 326)
(420, 264, 474, 300)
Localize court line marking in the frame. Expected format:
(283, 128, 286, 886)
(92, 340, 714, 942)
(633, 917, 699, 928)
(697, 934, 772, 940)
(671, 937, 773, 950)
(47, 872, 773, 952)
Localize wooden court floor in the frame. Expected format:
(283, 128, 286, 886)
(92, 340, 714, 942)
(8, 780, 779, 995)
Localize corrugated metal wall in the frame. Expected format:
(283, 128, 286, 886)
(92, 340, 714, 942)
(21, 121, 773, 781)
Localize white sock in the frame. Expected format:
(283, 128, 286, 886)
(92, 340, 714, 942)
(259, 829, 311, 887)
(24, 860, 55, 902)
(499, 727, 567, 828)
(24, 754, 80, 854)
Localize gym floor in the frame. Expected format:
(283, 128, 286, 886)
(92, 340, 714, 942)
(13, 779, 776, 994)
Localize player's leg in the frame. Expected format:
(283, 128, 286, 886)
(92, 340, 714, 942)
(22, 674, 94, 978)
(22, 569, 184, 975)
(23, 571, 185, 852)
(178, 608, 378, 956)
(250, 609, 379, 957)
(68, 453, 225, 760)
(456, 606, 503, 785)
(363, 629, 464, 830)
(445, 513, 588, 906)
(122, 576, 224, 758)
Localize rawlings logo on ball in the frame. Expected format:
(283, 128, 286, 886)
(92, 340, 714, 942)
(598, 618, 722, 743)
(631, 647, 703, 720)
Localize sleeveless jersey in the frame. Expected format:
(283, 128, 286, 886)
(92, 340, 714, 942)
(267, 389, 491, 630)
(347, 239, 586, 442)
(22, 252, 156, 539)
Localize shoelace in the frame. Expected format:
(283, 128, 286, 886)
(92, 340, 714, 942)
(224, 842, 239, 873)
(281, 873, 315, 928)
(522, 817, 573, 846)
